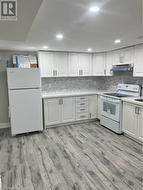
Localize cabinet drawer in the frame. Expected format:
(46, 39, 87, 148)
(76, 113, 88, 120)
(76, 96, 88, 102)
(76, 106, 88, 113)
(76, 101, 88, 107)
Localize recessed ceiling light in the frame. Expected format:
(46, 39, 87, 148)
(43, 45, 48, 49)
(56, 33, 64, 40)
(114, 39, 121, 44)
(89, 6, 100, 13)
(87, 48, 92, 52)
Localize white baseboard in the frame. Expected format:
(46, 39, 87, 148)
(0, 122, 10, 129)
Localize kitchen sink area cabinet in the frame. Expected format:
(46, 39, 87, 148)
(123, 102, 143, 143)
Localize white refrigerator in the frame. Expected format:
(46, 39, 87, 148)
(7, 68, 43, 135)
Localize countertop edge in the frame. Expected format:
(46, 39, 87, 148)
(122, 97, 143, 107)
(42, 91, 106, 99)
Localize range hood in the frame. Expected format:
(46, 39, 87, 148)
(111, 64, 133, 72)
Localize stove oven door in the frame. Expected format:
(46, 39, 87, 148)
(101, 96, 121, 122)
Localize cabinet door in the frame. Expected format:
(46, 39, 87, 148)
(97, 95, 102, 120)
(112, 50, 122, 65)
(138, 107, 143, 142)
(113, 47, 134, 65)
(44, 98, 61, 127)
(92, 53, 106, 76)
(123, 47, 134, 64)
(53, 52, 68, 77)
(69, 53, 79, 76)
(123, 103, 137, 138)
(62, 97, 76, 122)
(78, 54, 92, 76)
(38, 52, 53, 77)
(133, 44, 143, 77)
(105, 52, 113, 76)
(89, 95, 98, 119)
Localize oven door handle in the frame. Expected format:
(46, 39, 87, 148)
(100, 96, 121, 104)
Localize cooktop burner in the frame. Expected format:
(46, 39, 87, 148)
(104, 93, 130, 98)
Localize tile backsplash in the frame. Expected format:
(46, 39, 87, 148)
(42, 72, 143, 95)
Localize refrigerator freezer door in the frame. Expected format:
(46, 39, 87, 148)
(9, 89, 43, 135)
(7, 68, 41, 89)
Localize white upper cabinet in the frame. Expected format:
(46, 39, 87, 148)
(38, 52, 53, 77)
(69, 53, 80, 76)
(69, 53, 92, 76)
(113, 47, 134, 65)
(53, 52, 68, 77)
(38, 51, 68, 77)
(105, 52, 113, 76)
(92, 53, 106, 76)
(78, 54, 92, 76)
(133, 44, 143, 77)
(38, 45, 142, 78)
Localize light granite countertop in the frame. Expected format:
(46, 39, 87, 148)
(42, 90, 109, 99)
(122, 96, 143, 107)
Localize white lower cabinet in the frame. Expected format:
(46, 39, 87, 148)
(97, 95, 102, 120)
(138, 107, 143, 142)
(75, 96, 89, 120)
(44, 98, 62, 126)
(62, 97, 76, 123)
(89, 95, 98, 119)
(43, 94, 98, 127)
(123, 102, 143, 142)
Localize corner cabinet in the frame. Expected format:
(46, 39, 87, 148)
(43, 94, 98, 128)
(133, 44, 143, 77)
(123, 102, 143, 143)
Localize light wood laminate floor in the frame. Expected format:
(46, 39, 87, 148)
(0, 121, 143, 190)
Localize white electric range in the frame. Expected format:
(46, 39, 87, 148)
(100, 84, 141, 134)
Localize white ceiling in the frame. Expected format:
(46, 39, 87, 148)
(0, 0, 142, 52)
